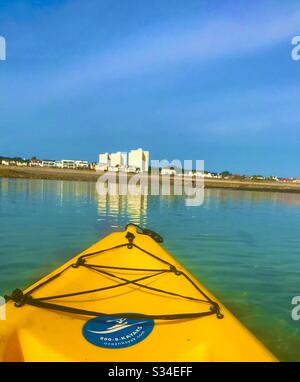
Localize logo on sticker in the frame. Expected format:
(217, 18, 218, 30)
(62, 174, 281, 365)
(82, 316, 154, 348)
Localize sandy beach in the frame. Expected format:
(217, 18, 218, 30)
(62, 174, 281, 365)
(1, 165, 300, 194)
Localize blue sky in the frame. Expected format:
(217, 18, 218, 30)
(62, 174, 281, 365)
(0, 0, 300, 176)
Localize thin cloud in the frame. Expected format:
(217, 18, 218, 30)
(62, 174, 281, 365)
(3, 9, 300, 108)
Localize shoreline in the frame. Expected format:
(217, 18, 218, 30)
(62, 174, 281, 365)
(1, 165, 300, 194)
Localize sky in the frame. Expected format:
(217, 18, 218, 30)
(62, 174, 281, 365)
(0, 0, 300, 176)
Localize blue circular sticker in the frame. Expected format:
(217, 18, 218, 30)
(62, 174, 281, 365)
(82, 315, 154, 349)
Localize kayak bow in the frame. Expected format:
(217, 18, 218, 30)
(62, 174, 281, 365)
(0, 224, 277, 362)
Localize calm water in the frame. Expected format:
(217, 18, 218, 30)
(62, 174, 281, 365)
(0, 178, 300, 361)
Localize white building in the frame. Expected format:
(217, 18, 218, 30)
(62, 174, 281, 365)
(98, 152, 126, 168)
(128, 148, 149, 172)
(110, 152, 123, 168)
(42, 160, 90, 169)
(59, 160, 76, 169)
(99, 153, 109, 165)
(271, 176, 279, 182)
(42, 160, 57, 168)
(121, 152, 128, 166)
(75, 160, 89, 169)
(97, 149, 149, 173)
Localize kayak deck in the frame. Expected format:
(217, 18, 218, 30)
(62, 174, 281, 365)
(0, 225, 277, 361)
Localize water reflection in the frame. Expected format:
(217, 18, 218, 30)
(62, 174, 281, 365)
(2, 178, 300, 206)
(205, 188, 300, 207)
(96, 193, 148, 226)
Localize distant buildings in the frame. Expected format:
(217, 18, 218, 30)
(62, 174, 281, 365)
(29, 158, 42, 167)
(281, 177, 300, 183)
(2, 153, 299, 184)
(0, 156, 29, 167)
(1, 159, 26, 167)
(42, 160, 56, 168)
(96, 148, 149, 173)
(61, 160, 76, 169)
(75, 160, 89, 169)
(41, 159, 90, 169)
(174, 170, 220, 178)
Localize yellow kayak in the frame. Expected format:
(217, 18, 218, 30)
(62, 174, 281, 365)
(0, 224, 277, 362)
